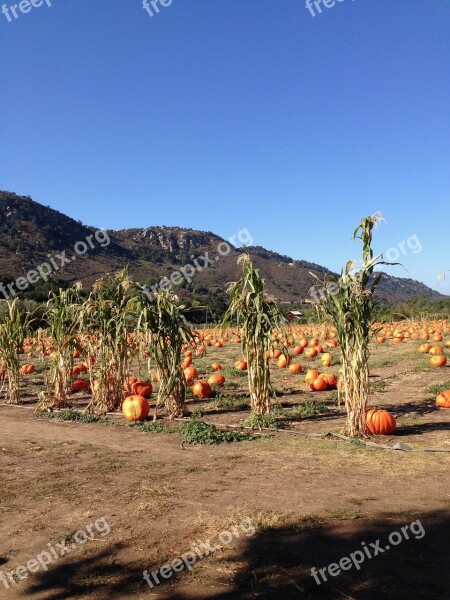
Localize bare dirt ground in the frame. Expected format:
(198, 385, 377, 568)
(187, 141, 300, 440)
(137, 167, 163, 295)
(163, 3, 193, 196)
(1, 339, 449, 600)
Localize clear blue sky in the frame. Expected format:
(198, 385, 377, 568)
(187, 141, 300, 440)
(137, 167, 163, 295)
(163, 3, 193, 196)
(1, 0, 449, 293)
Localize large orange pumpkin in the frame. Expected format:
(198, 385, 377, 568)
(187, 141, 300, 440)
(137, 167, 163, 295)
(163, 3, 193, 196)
(436, 390, 450, 408)
(430, 355, 447, 367)
(122, 395, 150, 422)
(192, 381, 213, 398)
(366, 408, 396, 435)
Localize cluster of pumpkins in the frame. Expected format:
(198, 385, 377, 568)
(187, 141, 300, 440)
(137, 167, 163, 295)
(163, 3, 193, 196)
(375, 320, 450, 368)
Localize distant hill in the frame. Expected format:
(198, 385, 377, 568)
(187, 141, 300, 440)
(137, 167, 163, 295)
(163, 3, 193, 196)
(0, 191, 445, 309)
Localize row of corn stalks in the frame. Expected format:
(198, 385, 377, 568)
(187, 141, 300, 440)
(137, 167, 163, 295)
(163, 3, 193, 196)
(0, 214, 387, 436)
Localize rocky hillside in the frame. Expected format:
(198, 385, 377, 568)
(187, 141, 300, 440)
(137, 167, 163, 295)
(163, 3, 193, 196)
(0, 191, 444, 306)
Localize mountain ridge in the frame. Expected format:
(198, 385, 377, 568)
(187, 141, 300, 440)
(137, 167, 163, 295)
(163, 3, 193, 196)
(0, 190, 445, 308)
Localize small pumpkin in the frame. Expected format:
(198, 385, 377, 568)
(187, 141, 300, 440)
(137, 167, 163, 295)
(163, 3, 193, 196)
(321, 353, 332, 366)
(132, 380, 153, 398)
(235, 360, 248, 371)
(122, 395, 150, 422)
(71, 379, 90, 393)
(429, 346, 444, 355)
(436, 390, 450, 408)
(20, 364, 35, 375)
(288, 363, 302, 374)
(321, 373, 337, 389)
(366, 408, 396, 435)
(311, 377, 328, 391)
(305, 369, 320, 386)
(210, 362, 222, 372)
(123, 376, 138, 393)
(181, 357, 192, 370)
(184, 366, 198, 383)
(208, 373, 225, 387)
(418, 343, 431, 354)
(304, 348, 318, 359)
(277, 354, 290, 369)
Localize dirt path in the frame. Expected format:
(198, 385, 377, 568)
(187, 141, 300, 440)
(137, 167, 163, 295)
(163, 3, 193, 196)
(1, 404, 449, 600)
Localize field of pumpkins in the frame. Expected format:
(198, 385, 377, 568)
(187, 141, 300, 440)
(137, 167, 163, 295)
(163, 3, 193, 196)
(4, 317, 450, 449)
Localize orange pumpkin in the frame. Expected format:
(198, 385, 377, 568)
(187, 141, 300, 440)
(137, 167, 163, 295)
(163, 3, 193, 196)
(419, 343, 432, 353)
(181, 357, 192, 370)
(72, 363, 88, 377)
(436, 390, 450, 408)
(366, 408, 396, 435)
(70, 379, 90, 393)
(20, 364, 35, 375)
(210, 362, 222, 372)
(192, 381, 213, 398)
(208, 373, 225, 387)
(288, 363, 302, 374)
(132, 380, 153, 398)
(305, 369, 320, 386)
(430, 355, 447, 367)
(123, 376, 138, 392)
(321, 353, 332, 366)
(235, 360, 248, 371)
(122, 395, 150, 422)
(293, 345, 304, 355)
(304, 348, 318, 359)
(429, 346, 443, 355)
(184, 366, 198, 383)
(321, 373, 337, 389)
(312, 377, 328, 391)
(277, 355, 290, 369)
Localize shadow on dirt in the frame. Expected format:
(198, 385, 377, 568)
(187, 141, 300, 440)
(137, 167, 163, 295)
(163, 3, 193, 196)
(16, 510, 449, 600)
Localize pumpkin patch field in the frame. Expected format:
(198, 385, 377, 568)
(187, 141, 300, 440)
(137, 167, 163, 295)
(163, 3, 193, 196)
(1, 311, 449, 599)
